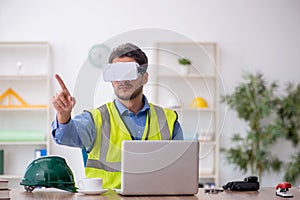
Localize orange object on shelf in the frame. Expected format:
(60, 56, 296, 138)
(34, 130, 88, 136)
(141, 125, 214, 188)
(0, 88, 47, 108)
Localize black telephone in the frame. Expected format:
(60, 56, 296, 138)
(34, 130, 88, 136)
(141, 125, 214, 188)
(222, 176, 260, 191)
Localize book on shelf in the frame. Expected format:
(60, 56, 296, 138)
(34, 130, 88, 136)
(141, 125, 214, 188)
(34, 148, 47, 158)
(0, 179, 10, 200)
(0, 179, 8, 190)
(0, 189, 10, 200)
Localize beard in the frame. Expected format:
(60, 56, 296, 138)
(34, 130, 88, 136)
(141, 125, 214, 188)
(115, 85, 143, 101)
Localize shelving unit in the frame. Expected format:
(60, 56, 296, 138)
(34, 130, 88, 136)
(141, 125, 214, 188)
(0, 42, 51, 187)
(153, 42, 220, 186)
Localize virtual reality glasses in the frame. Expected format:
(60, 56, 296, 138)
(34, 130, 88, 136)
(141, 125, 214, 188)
(103, 62, 146, 82)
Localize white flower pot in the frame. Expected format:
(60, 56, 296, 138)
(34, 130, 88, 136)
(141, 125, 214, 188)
(180, 64, 190, 75)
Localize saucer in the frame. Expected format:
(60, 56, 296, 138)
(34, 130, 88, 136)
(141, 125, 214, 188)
(77, 189, 108, 195)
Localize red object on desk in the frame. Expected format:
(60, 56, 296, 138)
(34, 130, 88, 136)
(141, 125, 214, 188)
(276, 182, 292, 190)
(276, 182, 293, 198)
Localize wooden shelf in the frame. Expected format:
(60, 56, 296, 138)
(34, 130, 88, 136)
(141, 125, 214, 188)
(173, 108, 216, 112)
(157, 74, 216, 79)
(0, 141, 47, 146)
(0, 75, 48, 80)
(0, 175, 22, 180)
(0, 41, 51, 179)
(0, 107, 48, 111)
(154, 42, 220, 186)
(199, 140, 216, 145)
(199, 173, 216, 179)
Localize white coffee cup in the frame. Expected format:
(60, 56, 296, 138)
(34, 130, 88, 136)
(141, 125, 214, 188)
(78, 178, 103, 191)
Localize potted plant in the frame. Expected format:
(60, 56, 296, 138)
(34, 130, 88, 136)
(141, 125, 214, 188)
(221, 72, 300, 184)
(178, 58, 191, 75)
(220, 73, 283, 183)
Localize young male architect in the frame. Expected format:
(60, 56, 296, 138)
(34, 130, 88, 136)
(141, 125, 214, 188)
(51, 43, 183, 189)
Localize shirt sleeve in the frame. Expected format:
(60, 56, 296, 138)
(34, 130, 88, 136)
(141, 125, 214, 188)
(51, 111, 96, 152)
(172, 121, 184, 140)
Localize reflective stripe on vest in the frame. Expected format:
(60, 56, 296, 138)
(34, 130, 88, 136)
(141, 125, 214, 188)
(85, 102, 177, 188)
(87, 105, 120, 172)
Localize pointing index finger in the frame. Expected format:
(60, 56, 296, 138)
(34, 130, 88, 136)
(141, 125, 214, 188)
(55, 74, 70, 95)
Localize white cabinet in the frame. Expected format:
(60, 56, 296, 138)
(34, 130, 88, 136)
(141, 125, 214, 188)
(153, 42, 220, 186)
(0, 42, 51, 186)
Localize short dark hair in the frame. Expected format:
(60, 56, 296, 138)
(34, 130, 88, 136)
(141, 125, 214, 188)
(109, 43, 148, 72)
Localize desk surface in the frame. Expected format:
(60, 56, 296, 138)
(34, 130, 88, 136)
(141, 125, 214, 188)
(9, 187, 300, 200)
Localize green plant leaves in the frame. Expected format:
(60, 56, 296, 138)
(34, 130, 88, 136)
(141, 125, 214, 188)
(178, 58, 191, 65)
(221, 72, 300, 183)
(284, 152, 300, 183)
(276, 82, 300, 146)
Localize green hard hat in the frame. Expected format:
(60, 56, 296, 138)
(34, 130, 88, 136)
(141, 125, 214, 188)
(20, 156, 77, 192)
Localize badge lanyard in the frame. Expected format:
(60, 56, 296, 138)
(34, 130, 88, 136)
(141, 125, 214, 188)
(114, 101, 150, 140)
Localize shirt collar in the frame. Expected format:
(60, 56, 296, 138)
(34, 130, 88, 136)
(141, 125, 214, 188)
(114, 95, 150, 116)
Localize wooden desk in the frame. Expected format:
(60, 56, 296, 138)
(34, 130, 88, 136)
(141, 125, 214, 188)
(9, 187, 300, 200)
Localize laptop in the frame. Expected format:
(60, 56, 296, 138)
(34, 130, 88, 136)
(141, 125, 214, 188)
(118, 140, 199, 195)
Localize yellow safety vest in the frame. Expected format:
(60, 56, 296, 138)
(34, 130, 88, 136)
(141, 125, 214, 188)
(85, 102, 177, 189)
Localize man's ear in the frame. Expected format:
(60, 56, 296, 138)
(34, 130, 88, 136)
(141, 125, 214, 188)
(142, 72, 148, 85)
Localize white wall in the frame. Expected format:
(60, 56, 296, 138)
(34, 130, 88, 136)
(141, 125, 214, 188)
(1, 0, 300, 187)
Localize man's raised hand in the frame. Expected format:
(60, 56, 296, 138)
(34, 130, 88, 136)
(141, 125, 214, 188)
(52, 74, 76, 124)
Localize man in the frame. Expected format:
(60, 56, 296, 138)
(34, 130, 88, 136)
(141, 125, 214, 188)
(51, 43, 183, 189)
